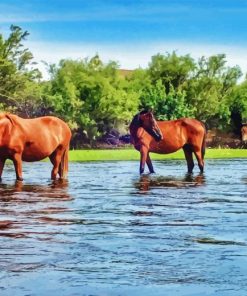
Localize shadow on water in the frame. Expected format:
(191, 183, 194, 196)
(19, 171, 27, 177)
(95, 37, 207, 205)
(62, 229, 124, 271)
(0, 179, 73, 239)
(135, 173, 206, 193)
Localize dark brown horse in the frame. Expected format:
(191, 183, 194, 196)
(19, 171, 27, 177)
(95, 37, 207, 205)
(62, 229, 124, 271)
(0, 113, 71, 181)
(129, 111, 206, 174)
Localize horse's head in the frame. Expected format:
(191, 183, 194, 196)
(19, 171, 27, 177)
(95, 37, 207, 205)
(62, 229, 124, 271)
(138, 110, 163, 142)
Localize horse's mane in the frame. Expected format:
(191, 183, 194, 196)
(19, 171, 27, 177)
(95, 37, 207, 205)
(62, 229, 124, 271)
(130, 110, 149, 129)
(130, 110, 156, 145)
(130, 113, 140, 129)
(0, 112, 15, 124)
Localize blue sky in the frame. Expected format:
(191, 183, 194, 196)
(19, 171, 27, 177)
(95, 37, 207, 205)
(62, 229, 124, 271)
(1, 0, 247, 77)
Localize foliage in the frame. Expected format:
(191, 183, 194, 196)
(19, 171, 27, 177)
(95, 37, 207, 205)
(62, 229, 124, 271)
(130, 67, 194, 120)
(45, 56, 139, 143)
(1, 24, 247, 147)
(183, 54, 242, 127)
(148, 51, 196, 92)
(0, 25, 42, 116)
(230, 81, 247, 121)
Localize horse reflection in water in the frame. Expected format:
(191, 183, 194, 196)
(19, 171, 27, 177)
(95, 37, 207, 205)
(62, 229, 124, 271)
(136, 173, 206, 193)
(0, 179, 71, 200)
(0, 180, 73, 239)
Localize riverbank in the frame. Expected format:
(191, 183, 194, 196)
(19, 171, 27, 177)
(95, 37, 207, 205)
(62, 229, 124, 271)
(69, 148, 247, 161)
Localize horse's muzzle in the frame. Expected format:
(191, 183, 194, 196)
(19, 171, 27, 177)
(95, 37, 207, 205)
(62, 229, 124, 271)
(153, 130, 163, 142)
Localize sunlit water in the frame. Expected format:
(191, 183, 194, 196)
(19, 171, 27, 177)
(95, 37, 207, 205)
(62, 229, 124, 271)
(0, 159, 247, 296)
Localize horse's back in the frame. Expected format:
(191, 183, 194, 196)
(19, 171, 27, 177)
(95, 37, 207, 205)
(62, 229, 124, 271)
(148, 118, 205, 153)
(15, 115, 71, 161)
(23, 116, 71, 140)
(178, 118, 205, 133)
(158, 118, 205, 137)
(169, 118, 206, 147)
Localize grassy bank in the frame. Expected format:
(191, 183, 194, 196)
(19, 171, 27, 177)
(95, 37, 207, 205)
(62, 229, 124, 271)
(69, 148, 247, 161)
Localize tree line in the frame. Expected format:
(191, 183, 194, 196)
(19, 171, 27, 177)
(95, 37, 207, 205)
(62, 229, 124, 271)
(1, 25, 247, 147)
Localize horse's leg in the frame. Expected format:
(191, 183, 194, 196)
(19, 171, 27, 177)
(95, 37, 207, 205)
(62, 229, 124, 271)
(58, 160, 63, 179)
(12, 153, 23, 181)
(193, 148, 204, 173)
(140, 146, 148, 174)
(65, 146, 69, 178)
(58, 147, 68, 179)
(49, 149, 63, 180)
(0, 158, 6, 181)
(183, 145, 194, 174)
(146, 153, 155, 173)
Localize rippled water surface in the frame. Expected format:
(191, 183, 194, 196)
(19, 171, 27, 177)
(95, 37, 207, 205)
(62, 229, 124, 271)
(1, 159, 247, 295)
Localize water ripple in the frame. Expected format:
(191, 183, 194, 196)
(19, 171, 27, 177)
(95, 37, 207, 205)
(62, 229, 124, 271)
(1, 160, 247, 295)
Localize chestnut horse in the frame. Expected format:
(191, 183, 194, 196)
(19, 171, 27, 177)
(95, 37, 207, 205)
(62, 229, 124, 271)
(241, 124, 247, 142)
(129, 111, 206, 174)
(0, 113, 71, 181)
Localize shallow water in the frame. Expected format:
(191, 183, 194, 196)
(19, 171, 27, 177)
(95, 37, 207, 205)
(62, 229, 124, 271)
(0, 159, 247, 296)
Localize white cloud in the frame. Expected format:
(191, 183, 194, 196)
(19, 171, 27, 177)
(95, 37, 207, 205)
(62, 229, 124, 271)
(27, 41, 247, 80)
(0, 2, 194, 24)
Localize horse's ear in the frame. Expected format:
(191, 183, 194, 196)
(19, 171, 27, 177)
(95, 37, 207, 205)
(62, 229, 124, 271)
(140, 109, 151, 115)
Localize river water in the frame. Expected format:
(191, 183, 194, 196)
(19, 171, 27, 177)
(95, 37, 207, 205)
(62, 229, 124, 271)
(0, 159, 247, 295)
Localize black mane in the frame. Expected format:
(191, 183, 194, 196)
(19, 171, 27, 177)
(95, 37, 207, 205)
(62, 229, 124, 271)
(130, 113, 141, 128)
(130, 110, 149, 128)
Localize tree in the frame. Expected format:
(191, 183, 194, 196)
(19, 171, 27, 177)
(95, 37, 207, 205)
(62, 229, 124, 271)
(229, 81, 247, 133)
(130, 60, 194, 120)
(0, 25, 42, 116)
(46, 56, 139, 144)
(184, 54, 242, 127)
(148, 51, 196, 92)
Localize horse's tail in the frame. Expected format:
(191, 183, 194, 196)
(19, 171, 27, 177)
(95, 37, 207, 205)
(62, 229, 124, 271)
(200, 122, 207, 159)
(60, 146, 69, 179)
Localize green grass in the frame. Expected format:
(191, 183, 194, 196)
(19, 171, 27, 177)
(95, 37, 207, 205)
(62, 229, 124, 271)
(69, 148, 247, 162)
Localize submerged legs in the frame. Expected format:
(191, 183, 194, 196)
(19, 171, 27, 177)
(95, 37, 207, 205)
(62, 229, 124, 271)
(183, 144, 204, 174)
(146, 153, 155, 174)
(194, 149, 204, 173)
(139, 146, 148, 174)
(183, 145, 194, 174)
(49, 148, 64, 180)
(0, 158, 6, 181)
(139, 146, 155, 174)
(12, 153, 23, 181)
